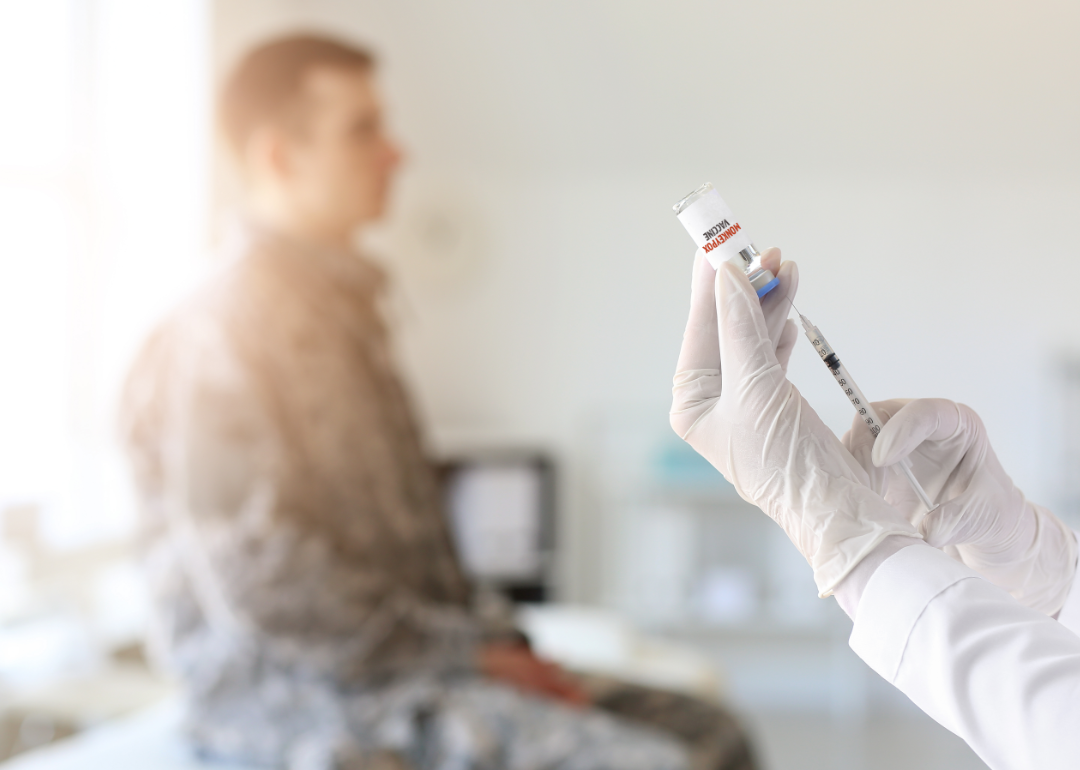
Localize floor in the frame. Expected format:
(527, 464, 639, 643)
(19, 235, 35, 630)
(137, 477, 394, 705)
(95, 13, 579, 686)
(742, 708, 990, 770)
(661, 618, 993, 770)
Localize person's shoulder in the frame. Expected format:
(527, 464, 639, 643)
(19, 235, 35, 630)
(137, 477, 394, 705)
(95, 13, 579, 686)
(124, 257, 259, 387)
(118, 261, 261, 457)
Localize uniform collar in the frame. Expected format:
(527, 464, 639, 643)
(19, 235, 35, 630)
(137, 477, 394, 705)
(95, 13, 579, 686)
(233, 220, 387, 296)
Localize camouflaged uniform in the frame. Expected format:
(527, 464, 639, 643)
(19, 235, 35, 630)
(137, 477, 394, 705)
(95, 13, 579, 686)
(120, 230, 756, 770)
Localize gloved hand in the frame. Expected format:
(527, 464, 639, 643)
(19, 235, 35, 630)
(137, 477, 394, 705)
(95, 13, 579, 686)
(670, 249, 919, 596)
(842, 398, 1078, 615)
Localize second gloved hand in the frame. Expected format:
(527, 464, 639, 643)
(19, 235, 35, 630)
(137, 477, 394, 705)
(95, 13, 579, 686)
(670, 251, 918, 596)
(842, 398, 1078, 615)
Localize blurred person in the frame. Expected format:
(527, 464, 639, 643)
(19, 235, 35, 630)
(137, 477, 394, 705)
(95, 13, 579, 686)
(121, 35, 756, 770)
(671, 248, 1080, 769)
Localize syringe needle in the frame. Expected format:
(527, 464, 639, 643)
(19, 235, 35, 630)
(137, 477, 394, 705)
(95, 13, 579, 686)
(798, 313, 935, 514)
(780, 290, 801, 317)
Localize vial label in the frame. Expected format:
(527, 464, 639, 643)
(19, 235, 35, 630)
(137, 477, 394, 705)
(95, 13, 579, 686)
(675, 188, 753, 269)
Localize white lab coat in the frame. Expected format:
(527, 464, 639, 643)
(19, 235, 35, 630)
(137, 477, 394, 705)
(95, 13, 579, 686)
(849, 542, 1080, 770)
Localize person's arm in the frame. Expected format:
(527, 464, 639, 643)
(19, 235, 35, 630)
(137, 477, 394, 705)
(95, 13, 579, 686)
(129, 319, 482, 683)
(671, 250, 1080, 768)
(842, 542, 1080, 770)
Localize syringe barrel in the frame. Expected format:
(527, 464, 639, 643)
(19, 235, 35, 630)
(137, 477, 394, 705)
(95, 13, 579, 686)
(831, 362, 884, 437)
(801, 322, 884, 435)
(672, 183, 778, 298)
(832, 362, 934, 509)
(802, 320, 935, 511)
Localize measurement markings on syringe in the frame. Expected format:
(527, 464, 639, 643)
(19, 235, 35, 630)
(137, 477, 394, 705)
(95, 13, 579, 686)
(810, 329, 883, 434)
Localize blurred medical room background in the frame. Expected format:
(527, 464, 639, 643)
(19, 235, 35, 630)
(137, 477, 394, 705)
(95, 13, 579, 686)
(2, 0, 1079, 768)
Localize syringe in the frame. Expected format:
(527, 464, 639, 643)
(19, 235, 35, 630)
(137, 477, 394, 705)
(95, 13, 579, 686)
(797, 312, 935, 512)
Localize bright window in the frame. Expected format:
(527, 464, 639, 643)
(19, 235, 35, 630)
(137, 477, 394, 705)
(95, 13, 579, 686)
(0, 0, 210, 548)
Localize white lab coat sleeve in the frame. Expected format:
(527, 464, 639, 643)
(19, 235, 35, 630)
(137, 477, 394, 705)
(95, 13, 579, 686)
(1055, 531, 1080, 635)
(849, 543, 1080, 770)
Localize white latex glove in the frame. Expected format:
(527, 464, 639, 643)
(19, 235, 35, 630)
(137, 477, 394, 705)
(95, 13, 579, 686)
(670, 250, 919, 596)
(842, 398, 1078, 615)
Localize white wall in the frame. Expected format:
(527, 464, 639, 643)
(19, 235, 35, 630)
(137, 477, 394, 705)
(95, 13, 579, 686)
(213, 0, 1080, 601)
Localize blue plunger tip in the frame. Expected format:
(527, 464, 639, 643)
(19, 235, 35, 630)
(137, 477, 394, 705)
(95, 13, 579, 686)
(756, 277, 780, 298)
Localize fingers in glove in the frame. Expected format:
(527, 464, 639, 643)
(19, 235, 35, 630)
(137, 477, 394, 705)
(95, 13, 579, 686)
(760, 253, 799, 352)
(676, 247, 796, 377)
(872, 398, 963, 467)
(716, 260, 783, 383)
(672, 251, 724, 438)
(775, 319, 799, 374)
(918, 485, 997, 548)
(675, 249, 721, 374)
(760, 245, 781, 277)
(841, 399, 910, 456)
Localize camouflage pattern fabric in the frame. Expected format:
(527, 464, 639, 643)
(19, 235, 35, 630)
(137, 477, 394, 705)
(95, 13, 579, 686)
(576, 675, 757, 770)
(197, 675, 692, 770)
(120, 229, 756, 769)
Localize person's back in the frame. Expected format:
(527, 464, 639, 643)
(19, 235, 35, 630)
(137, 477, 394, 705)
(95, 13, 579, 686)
(123, 225, 484, 761)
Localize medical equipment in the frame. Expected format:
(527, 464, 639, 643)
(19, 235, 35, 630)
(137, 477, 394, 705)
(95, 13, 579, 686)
(797, 312, 935, 512)
(669, 183, 930, 516)
(671, 258, 920, 595)
(672, 183, 779, 297)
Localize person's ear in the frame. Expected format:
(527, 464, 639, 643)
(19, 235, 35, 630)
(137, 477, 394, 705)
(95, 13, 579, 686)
(244, 125, 293, 185)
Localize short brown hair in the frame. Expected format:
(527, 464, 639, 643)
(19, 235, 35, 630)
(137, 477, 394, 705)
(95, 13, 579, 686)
(218, 33, 375, 156)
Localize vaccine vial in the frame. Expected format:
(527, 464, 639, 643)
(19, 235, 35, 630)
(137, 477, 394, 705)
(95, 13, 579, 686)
(672, 183, 779, 297)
